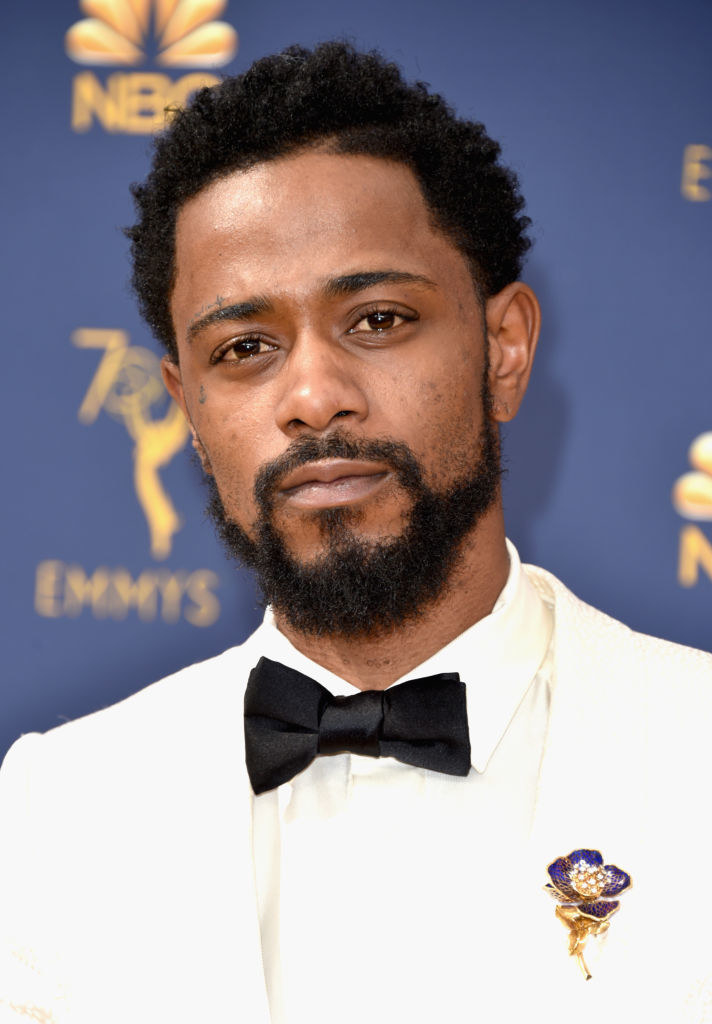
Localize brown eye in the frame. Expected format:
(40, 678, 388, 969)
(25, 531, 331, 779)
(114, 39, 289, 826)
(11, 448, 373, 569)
(217, 337, 275, 363)
(232, 339, 262, 357)
(365, 311, 396, 331)
(350, 309, 408, 334)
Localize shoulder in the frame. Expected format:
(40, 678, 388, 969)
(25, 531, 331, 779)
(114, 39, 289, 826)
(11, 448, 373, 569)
(522, 563, 712, 785)
(60, 641, 253, 739)
(1, 633, 263, 780)
(524, 561, 712, 686)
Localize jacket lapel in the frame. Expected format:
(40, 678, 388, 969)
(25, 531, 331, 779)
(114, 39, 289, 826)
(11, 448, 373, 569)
(528, 568, 649, 858)
(524, 568, 650, 990)
(215, 654, 273, 1024)
(236, 770, 273, 1023)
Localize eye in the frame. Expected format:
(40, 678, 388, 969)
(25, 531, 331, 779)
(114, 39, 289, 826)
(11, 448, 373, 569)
(212, 336, 276, 364)
(349, 308, 413, 334)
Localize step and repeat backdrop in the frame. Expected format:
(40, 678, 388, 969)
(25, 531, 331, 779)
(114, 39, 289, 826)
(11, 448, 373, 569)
(2, 0, 710, 759)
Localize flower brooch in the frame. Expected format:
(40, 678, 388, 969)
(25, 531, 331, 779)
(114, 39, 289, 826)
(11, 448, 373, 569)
(545, 848, 632, 979)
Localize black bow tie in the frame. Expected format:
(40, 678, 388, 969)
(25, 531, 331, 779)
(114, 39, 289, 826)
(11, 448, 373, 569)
(244, 657, 472, 794)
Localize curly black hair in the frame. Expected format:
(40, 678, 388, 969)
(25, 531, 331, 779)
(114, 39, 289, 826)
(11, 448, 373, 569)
(127, 41, 532, 360)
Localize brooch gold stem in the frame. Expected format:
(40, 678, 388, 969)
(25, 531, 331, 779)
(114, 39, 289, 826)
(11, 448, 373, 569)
(555, 905, 610, 979)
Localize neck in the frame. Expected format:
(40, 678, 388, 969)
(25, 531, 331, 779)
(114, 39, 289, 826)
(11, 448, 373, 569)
(273, 507, 510, 690)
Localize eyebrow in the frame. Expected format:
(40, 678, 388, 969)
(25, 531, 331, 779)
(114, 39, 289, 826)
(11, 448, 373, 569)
(186, 270, 436, 343)
(322, 270, 437, 299)
(187, 296, 274, 343)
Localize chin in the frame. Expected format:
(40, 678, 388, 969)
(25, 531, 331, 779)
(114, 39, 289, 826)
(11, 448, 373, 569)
(278, 502, 400, 557)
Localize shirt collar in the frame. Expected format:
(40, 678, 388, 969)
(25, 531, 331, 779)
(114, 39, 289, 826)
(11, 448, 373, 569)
(247, 539, 553, 774)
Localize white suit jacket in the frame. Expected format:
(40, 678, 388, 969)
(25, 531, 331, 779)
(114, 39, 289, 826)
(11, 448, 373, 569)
(1, 565, 711, 1023)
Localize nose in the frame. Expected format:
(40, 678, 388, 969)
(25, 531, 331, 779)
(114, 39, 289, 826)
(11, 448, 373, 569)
(274, 333, 369, 437)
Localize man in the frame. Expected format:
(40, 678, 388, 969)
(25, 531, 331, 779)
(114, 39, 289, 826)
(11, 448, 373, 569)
(1, 42, 710, 1024)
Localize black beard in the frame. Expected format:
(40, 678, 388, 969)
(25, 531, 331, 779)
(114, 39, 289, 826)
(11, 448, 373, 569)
(205, 411, 501, 639)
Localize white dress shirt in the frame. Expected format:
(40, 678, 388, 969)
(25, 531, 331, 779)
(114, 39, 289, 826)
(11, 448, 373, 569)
(247, 540, 554, 1023)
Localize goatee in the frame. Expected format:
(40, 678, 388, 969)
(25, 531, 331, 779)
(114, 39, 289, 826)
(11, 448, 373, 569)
(205, 415, 502, 639)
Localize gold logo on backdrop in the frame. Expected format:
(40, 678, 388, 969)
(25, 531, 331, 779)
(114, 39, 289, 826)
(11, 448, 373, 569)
(66, 0, 237, 68)
(673, 432, 712, 586)
(681, 145, 712, 201)
(673, 434, 712, 520)
(66, 0, 237, 133)
(32, 329, 220, 626)
(34, 560, 220, 625)
(72, 328, 190, 560)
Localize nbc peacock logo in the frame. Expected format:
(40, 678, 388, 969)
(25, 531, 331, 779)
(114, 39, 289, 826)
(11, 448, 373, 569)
(66, 0, 238, 68)
(66, 0, 238, 133)
(673, 433, 712, 521)
(673, 433, 712, 587)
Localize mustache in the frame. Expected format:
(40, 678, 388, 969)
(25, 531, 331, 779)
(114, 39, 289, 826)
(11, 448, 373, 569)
(253, 432, 424, 512)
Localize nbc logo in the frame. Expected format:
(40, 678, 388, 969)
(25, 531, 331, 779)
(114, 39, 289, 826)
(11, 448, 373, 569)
(66, 0, 237, 68)
(66, 0, 238, 133)
(673, 433, 712, 521)
(673, 433, 712, 587)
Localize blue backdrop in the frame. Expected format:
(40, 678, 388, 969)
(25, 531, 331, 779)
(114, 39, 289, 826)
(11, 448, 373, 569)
(2, 0, 711, 761)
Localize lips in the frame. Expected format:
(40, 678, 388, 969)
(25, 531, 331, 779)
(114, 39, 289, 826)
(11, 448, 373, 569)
(278, 459, 390, 509)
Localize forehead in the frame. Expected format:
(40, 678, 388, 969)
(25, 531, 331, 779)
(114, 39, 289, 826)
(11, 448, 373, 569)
(171, 150, 473, 309)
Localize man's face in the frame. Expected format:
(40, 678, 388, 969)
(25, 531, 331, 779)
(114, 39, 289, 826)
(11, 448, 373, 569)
(167, 150, 503, 632)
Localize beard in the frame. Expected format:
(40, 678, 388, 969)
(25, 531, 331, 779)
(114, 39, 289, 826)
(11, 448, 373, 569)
(205, 405, 501, 640)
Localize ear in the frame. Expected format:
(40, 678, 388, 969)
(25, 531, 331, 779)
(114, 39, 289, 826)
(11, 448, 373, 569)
(161, 356, 213, 474)
(161, 355, 188, 415)
(484, 282, 541, 423)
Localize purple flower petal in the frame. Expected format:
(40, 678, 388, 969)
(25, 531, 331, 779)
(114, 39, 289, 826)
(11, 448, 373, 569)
(547, 856, 579, 900)
(601, 864, 631, 898)
(578, 900, 620, 920)
(568, 849, 603, 868)
(544, 882, 576, 903)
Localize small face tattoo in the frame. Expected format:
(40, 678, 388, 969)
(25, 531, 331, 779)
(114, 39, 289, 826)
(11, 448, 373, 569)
(198, 384, 207, 404)
(190, 294, 225, 325)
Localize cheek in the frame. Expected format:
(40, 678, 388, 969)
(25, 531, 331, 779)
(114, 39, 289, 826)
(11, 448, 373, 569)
(391, 358, 485, 483)
(193, 403, 266, 514)
(397, 355, 483, 433)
